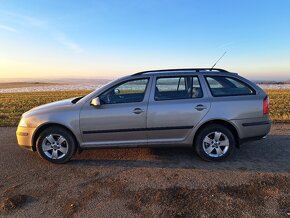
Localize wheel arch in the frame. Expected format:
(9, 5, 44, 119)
(32, 123, 80, 152)
(193, 119, 240, 148)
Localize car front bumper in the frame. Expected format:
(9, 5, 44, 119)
(16, 126, 36, 151)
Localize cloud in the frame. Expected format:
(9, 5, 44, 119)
(0, 24, 17, 32)
(2, 11, 46, 28)
(218, 42, 234, 49)
(1, 11, 83, 53)
(51, 32, 84, 53)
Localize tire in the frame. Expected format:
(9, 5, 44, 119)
(194, 124, 236, 161)
(36, 126, 76, 164)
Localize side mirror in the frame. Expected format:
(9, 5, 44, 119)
(114, 88, 120, 94)
(90, 97, 101, 107)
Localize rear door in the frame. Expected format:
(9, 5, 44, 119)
(147, 75, 210, 144)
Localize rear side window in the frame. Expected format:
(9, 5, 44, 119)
(155, 76, 203, 101)
(205, 76, 255, 97)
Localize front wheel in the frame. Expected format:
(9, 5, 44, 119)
(36, 127, 76, 164)
(194, 124, 236, 161)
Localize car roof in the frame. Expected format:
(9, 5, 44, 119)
(131, 68, 238, 77)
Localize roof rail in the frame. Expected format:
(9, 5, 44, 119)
(132, 68, 228, 76)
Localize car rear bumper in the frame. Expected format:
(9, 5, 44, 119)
(231, 118, 271, 140)
(239, 134, 268, 144)
(16, 126, 36, 151)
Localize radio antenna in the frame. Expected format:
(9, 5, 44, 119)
(210, 51, 227, 71)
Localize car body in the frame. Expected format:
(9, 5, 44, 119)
(16, 68, 271, 163)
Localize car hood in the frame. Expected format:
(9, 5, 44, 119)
(28, 98, 75, 113)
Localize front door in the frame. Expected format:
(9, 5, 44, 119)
(80, 77, 150, 147)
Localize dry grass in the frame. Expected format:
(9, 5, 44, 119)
(0, 90, 91, 126)
(266, 89, 290, 122)
(0, 82, 60, 89)
(0, 89, 289, 126)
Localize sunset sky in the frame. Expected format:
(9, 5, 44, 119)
(0, 0, 290, 81)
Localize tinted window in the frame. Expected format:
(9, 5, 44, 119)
(99, 78, 149, 104)
(155, 76, 203, 101)
(206, 76, 255, 97)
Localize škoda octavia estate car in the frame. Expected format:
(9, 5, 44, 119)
(16, 68, 271, 163)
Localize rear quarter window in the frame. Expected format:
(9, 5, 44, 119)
(205, 76, 256, 97)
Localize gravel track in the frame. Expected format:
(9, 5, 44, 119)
(0, 124, 289, 217)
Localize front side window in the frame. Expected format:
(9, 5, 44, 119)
(205, 76, 255, 97)
(155, 76, 203, 101)
(99, 78, 149, 104)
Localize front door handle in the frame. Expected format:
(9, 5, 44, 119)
(133, 108, 145, 114)
(195, 104, 207, 111)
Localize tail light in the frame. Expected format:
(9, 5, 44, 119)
(263, 96, 269, 114)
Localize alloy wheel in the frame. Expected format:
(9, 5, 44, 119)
(41, 134, 68, 160)
(202, 131, 230, 158)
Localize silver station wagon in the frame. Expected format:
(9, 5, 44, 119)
(16, 68, 271, 163)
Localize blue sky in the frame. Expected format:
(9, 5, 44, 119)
(0, 0, 290, 80)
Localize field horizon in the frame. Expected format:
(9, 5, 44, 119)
(1, 79, 290, 91)
(0, 89, 289, 127)
(0, 76, 290, 85)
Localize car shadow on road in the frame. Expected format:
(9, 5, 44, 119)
(69, 135, 290, 173)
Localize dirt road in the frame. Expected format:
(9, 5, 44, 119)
(0, 124, 289, 217)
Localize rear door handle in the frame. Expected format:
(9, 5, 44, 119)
(133, 108, 145, 114)
(195, 104, 207, 111)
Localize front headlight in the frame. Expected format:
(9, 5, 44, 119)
(18, 118, 28, 127)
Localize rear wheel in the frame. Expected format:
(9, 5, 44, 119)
(194, 124, 236, 161)
(36, 127, 76, 164)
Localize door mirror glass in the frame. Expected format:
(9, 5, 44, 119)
(114, 88, 120, 95)
(90, 97, 101, 107)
